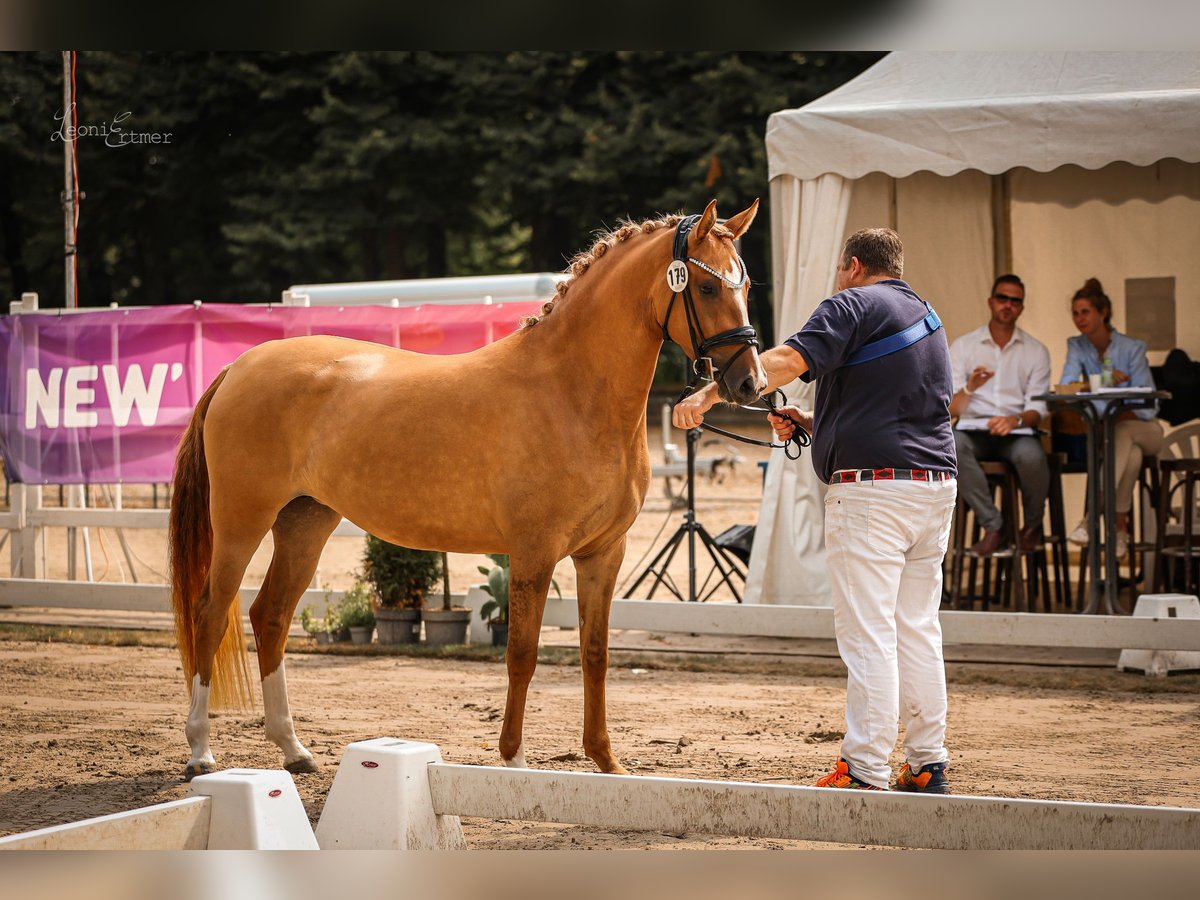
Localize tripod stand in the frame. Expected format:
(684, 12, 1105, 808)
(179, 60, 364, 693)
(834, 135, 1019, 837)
(625, 426, 747, 602)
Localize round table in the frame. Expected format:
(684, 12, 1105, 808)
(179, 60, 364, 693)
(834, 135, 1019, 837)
(1036, 388, 1170, 614)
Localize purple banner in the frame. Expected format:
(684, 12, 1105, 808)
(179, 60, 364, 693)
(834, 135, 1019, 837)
(0, 302, 540, 484)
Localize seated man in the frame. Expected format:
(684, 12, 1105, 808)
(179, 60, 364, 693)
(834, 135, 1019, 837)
(948, 274, 1051, 556)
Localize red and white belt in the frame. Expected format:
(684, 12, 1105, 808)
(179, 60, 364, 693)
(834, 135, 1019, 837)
(830, 468, 955, 484)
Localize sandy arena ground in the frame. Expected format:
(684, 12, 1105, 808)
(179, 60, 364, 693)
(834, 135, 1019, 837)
(2, 417, 1200, 848)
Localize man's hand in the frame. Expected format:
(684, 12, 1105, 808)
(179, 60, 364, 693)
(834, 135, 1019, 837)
(967, 366, 995, 393)
(988, 414, 1022, 436)
(1113, 368, 1130, 386)
(672, 383, 719, 430)
(768, 405, 811, 442)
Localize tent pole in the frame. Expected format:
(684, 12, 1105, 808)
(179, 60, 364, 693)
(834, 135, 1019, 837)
(991, 173, 1012, 275)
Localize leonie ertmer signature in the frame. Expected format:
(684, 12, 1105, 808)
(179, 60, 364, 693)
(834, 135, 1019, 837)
(51, 107, 173, 146)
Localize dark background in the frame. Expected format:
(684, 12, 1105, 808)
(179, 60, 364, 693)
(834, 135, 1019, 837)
(0, 51, 881, 351)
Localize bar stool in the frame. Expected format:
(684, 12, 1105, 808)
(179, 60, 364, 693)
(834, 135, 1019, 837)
(1044, 453, 1073, 611)
(1128, 454, 1161, 590)
(945, 458, 1065, 613)
(947, 461, 1026, 612)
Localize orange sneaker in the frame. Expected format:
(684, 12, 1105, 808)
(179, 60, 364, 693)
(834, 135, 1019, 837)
(814, 757, 885, 790)
(895, 760, 950, 794)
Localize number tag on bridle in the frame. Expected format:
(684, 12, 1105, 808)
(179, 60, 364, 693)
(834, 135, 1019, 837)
(666, 260, 688, 293)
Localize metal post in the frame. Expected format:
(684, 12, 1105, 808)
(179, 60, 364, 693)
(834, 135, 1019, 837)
(61, 51, 76, 310)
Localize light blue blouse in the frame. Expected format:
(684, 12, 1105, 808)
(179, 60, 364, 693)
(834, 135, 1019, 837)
(1059, 330, 1158, 420)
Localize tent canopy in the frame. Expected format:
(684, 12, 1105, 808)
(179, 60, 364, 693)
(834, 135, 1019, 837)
(767, 52, 1200, 181)
(748, 52, 1200, 607)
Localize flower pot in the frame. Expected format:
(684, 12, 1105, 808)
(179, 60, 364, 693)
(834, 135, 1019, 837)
(337, 627, 351, 643)
(422, 607, 471, 646)
(348, 625, 374, 645)
(314, 631, 332, 645)
(374, 607, 421, 645)
(490, 620, 509, 647)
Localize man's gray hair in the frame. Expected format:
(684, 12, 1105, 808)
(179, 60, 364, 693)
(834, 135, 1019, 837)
(841, 228, 903, 278)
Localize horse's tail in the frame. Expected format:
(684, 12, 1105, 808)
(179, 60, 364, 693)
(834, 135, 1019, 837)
(169, 367, 253, 709)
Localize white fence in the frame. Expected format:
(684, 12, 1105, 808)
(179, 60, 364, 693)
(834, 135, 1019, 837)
(0, 769, 317, 851)
(10, 739, 1192, 850)
(319, 738, 1200, 850)
(2, 571, 1199, 654)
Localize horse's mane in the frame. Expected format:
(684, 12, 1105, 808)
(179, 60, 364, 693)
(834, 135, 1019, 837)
(521, 213, 734, 328)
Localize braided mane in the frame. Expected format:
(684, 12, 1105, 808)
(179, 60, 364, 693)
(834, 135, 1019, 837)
(521, 213, 733, 328)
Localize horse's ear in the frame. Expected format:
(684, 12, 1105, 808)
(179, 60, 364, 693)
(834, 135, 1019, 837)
(722, 199, 760, 241)
(690, 200, 719, 246)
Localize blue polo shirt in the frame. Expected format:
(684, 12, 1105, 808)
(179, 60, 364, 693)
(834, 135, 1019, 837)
(785, 279, 957, 484)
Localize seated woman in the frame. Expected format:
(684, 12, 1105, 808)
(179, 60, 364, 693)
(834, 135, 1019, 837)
(1061, 278, 1165, 556)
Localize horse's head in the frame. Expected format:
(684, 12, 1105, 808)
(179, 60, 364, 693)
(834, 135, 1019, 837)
(658, 199, 767, 406)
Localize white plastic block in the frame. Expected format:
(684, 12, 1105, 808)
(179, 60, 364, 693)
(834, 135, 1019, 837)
(1118, 594, 1200, 677)
(315, 738, 466, 850)
(187, 768, 318, 849)
(464, 585, 491, 644)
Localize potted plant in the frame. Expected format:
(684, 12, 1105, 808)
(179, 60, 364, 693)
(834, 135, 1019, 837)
(477, 554, 511, 647)
(423, 551, 472, 646)
(363, 535, 433, 645)
(477, 555, 561, 647)
(299, 603, 338, 645)
(338, 580, 375, 645)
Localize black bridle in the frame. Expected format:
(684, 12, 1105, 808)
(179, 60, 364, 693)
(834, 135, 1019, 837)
(660, 215, 809, 460)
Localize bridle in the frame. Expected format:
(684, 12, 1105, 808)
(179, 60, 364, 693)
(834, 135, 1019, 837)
(659, 215, 810, 460)
(660, 214, 759, 394)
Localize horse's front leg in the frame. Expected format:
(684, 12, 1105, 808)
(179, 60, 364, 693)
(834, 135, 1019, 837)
(498, 557, 555, 768)
(572, 537, 628, 774)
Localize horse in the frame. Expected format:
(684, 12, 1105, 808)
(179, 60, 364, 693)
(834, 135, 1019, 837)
(169, 199, 765, 779)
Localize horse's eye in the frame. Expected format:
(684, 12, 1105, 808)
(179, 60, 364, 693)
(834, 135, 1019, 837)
(700, 282, 716, 296)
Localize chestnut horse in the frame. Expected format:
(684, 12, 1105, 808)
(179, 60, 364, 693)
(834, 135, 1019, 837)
(169, 199, 764, 779)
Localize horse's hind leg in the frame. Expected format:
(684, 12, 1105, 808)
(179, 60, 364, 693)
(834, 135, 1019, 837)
(572, 537, 628, 774)
(498, 555, 556, 769)
(249, 497, 341, 773)
(186, 515, 275, 779)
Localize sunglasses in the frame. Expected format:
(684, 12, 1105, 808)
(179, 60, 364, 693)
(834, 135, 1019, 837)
(992, 292, 1024, 305)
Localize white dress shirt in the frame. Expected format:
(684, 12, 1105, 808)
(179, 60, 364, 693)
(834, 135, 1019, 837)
(948, 324, 1051, 427)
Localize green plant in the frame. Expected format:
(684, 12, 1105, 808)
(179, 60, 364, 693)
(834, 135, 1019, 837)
(337, 581, 376, 629)
(299, 604, 327, 636)
(478, 554, 560, 624)
(300, 598, 342, 635)
(362, 535, 442, 609)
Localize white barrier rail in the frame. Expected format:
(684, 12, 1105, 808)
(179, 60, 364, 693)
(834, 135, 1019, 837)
(8, 741, 1198, 850)
(0, 769, 316, 850)
(0, 577, 347, 615)
(464, 589, 1200, 652)
(2, 576, 1199, 652)
(430, 765, 1200, 851)
(314, 738, 1200, 850)
(0, 797, 211, 850)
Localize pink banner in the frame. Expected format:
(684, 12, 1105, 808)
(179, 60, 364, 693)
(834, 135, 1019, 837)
(0, 302, 541, 484)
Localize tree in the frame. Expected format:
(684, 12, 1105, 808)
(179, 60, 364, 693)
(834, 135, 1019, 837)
(0, 50, 882, 321)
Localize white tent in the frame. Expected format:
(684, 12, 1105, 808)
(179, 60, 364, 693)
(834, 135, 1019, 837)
(748, 51, 1200, 605)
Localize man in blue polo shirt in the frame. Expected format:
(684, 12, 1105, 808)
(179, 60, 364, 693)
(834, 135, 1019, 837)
(673, 228, 957, 793)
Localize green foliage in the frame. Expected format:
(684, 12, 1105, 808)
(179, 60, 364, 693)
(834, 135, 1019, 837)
(477, 554, 511, 625)
(362, 535, 442, 609)
(478, 554, 561, 624)
(336, 581, 376, 629)
(298, 604, 332, 636)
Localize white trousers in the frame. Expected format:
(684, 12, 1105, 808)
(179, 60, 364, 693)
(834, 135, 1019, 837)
(824, 478, 958, 788)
